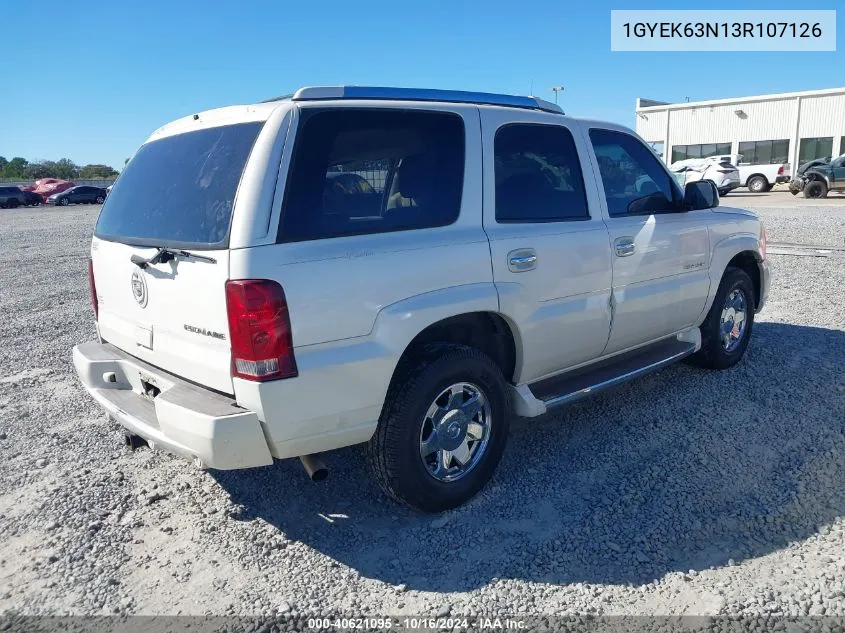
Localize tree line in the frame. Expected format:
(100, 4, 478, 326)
(0, 156, 119, 181)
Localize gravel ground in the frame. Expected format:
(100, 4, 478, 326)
(0, 204, 843, 618)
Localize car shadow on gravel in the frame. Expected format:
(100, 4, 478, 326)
(211, 321, 845, 594)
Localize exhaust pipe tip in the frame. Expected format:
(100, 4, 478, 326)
(299, 454, 328, 482)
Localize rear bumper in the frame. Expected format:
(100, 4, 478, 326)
(73, 341, 273, 470)
(718, 182, 741, 194)
(775, 175, 790, 184)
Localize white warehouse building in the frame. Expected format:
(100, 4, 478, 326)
(635, 86, 845, 177)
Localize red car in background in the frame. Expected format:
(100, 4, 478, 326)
(30, 178, 75, 202)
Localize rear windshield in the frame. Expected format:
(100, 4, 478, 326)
(95, 122, 264, 248)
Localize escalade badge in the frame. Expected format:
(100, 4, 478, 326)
(131, 270, 148, 308)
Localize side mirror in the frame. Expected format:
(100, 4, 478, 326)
(684, 180, 719, 210)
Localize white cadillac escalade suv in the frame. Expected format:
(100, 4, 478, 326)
(74, 86, 770, 512)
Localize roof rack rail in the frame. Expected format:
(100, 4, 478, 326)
(260, 93, 294, 103)
(288, 86, 564, 114)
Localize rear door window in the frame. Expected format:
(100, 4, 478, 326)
(494, 123, 589, 222)
(279, 108, 465, 242)
(95, 122, 264, 248)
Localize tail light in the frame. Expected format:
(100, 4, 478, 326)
(760, 224, 767, 261)
(88, 258, 99, 320)
(777, 165, 785, 175)
(225, 280, 297, 381)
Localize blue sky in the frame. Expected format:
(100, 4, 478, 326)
(2, 0, 842, 170)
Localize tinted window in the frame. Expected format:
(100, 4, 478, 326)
(279, 109, 464, 242)
(494, 124, 589, 222)
(799, 137, 833, 163)
(738, 139, 790, 164)
(671, 142, 731, 162)
(95, 122, 263, 248)
(590, 129, 677, 217)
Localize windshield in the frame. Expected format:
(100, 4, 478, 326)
(95, 121, 264, 248)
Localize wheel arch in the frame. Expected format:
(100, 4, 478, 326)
(699, 233, 763, 322)
(805, 171, 831, 187)
(726, 251, 761, 308)
(746, 173, 769, 186)
(389, 311, 520, 389)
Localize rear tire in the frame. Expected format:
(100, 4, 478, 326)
(804, 180, 828, 198)
(747, 175, 768, 193)
(689, 267, 755, 370)
(96, 196, 105, 204)
(7, 199, 18, 209)
(367, 343, 510, 513)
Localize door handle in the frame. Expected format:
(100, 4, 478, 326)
(507, 249, 537, 272)
(614, 237, 635, 257)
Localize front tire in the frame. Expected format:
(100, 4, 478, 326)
(96, 196, 105, 204)
(690, 267, 755, 370)
(7, 199, 18, 209)
(59, 198, 69, 206)
(804, 180, 828, 198)
(367, 344, 510, 513)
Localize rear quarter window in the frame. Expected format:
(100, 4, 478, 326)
(95, 121, 264, 248)
(278, 108, 465, 242)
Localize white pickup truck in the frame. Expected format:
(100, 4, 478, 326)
(73, 86, 770, 512)
(733, 158, 791, 193)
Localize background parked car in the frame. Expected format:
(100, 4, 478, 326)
(32, 178, 75, 203)
(732, 157, 791, 193)
(21, 191, 41, 206)
(0, 186, 28, 208)
(789, 154, 845, 198)
(47, 186, 107, 206)
(669, 156, 741, 196)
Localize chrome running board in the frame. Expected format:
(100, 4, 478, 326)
(529, 338, 697, 410)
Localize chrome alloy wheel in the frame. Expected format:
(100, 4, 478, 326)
(419, 382, 492, 483)
(720, 288, 748, 352)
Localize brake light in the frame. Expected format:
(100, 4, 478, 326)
(88, 258, 98, 320)
(225, 280, 297, 381)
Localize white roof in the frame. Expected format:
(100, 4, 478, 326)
(637, 86, 845, 112)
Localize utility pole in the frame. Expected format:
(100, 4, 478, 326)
(550, 86, 565, 104)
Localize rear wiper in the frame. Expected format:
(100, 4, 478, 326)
(130, 248, 216, 269)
